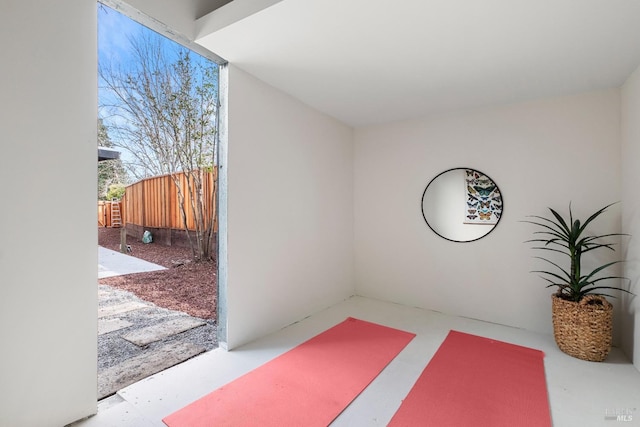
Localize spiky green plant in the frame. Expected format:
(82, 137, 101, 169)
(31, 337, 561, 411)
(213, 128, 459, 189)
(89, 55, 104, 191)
(524, 203, 632, 302)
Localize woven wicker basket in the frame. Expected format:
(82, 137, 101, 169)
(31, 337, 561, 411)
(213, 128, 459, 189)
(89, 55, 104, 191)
(551, 294, 613, 362)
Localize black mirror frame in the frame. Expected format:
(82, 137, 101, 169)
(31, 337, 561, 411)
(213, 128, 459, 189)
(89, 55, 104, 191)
(421, 167, 503, 243)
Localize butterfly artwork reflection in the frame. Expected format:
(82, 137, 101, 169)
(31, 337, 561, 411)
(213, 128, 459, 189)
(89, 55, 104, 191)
(464, 169, 502, 225)
(422, 168, 503, 242)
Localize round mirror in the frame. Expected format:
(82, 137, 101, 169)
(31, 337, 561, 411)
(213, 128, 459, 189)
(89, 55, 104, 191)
(421, 168, 503, 242)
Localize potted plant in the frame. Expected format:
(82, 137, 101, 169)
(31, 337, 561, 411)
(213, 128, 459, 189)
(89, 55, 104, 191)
(524, 203, 632, 362)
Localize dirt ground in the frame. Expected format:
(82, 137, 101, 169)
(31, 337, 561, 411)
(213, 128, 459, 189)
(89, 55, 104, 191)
(98, 227, 217, 320)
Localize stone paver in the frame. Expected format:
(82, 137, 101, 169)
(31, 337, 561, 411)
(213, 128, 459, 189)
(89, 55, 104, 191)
(98, 301, 148, 318)
(98, 341, 206, 400)
(122, 317, 207, 347)
(98, 318, 133, 336)
(97, 284, 216, 400)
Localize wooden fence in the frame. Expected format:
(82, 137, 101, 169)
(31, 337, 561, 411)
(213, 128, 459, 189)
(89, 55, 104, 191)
(98, 200, 123, 228)
(122, 169, 218, 246)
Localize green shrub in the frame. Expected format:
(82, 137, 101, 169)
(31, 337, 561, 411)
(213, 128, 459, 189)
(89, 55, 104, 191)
(106, 183, 126, 201)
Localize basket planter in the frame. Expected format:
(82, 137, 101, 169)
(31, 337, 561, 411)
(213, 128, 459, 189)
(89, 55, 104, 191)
(551, 294, 613, 362)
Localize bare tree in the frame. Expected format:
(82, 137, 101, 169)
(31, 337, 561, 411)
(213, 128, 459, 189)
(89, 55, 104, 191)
(100, 33, 219, 261)
(98, 119, 128, 200)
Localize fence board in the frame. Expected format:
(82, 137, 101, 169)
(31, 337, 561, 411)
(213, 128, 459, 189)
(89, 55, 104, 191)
(122, 169, 217, 233)
(98, 200, 124, 228)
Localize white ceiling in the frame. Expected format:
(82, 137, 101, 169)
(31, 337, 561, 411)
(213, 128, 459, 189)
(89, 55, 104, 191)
(195, 0, 640, 127)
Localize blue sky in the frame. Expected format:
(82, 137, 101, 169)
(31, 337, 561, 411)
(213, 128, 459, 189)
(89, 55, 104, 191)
(98, 4, 146, 125)
(98, 5, 144, 171)
(98, 4, 216, 111)
(98, 5, 141, 67)
(98, 4, 214, 76)
(98, 4, 218, 178)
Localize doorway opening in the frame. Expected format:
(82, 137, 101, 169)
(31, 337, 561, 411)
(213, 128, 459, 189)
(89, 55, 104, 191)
(96, 2, 226, 400)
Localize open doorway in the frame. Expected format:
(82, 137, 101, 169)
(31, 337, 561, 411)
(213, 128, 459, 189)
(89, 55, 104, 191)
(96, 2, 224, 400)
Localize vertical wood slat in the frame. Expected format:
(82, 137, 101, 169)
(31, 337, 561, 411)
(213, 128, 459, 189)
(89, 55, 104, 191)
(98, 201, 106, 227)
(121, 168, 217, 232)
(97, 200, 124, 228)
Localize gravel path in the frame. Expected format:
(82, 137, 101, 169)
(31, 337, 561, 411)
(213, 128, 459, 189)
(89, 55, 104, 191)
(97, 227, 218, 399)
(98, 284, 217, 398)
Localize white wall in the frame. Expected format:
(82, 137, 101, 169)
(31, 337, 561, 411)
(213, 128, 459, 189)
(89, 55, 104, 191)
(354, 90, 622, 338)
(225, 65, 354, 349)
(117, 0, 200, 38)
(0, 1, 98, 426)
(621, 64, 640, 369)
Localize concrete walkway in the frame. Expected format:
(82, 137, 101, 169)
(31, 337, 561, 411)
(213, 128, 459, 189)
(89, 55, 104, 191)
(98, 246, 166, 278)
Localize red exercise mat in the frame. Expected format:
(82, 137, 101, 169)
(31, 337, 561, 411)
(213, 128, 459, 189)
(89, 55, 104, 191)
(163, 317, 415, 427)
(389, 330, 552, 427)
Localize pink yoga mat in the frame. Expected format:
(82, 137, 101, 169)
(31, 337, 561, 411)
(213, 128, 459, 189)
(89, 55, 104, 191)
(163, 317, 415, 427)
(389, 330, 551, 427)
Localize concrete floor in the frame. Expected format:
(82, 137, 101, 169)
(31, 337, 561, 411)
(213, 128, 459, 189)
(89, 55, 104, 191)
(71, 296, 640, 427)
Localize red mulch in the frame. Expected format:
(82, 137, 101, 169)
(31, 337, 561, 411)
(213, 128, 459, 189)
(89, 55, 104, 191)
(98, 227, 217, 320)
